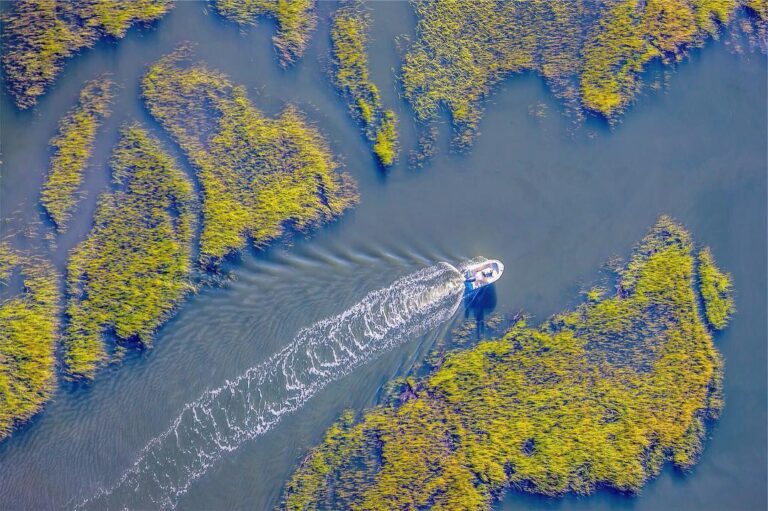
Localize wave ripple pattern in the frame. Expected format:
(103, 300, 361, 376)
(83, 262, 464, 509)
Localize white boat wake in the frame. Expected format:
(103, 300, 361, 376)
(80, 262, 464, 509)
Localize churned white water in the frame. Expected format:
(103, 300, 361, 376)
(81, 262, 465, 509)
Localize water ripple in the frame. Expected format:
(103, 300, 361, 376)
(79, 262, 464, 509)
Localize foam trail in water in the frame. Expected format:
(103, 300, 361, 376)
(81, 262, 464, 509)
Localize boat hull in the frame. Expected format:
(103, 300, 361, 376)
(463, 259, 504, 293)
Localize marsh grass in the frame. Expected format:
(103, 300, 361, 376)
(330, 2, 399, 167)
(142, 47, 358, 265)
(0, 243, 59, 440)
(41, 78, 114, 232)
(402, 0, 762, 149)
(214, 0, 316, 66)
(697, 247, 735, 330)
(1, 0, 171, 109)
(64, 124, 196, 379)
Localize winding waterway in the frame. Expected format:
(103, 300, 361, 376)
(0, 2, 765, 510)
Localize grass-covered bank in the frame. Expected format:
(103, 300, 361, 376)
(64, 124, 195, 379)
(1, 0, 172, 110)
(41, 78, 114, 232)
(330, 2, 398, 167)
(282, 217, 733, 510)
(142, 47, 358, 265)
(0, 244, 60, 441)
(402, 0, 766, 148)
(214, 0, 316, 66)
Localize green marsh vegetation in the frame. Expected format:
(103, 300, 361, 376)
(402, 0, 764, 148)
(282, 217, 733, 510)
(214, 0, 317, 66)
(64, 124, 195, 380)
(331, 2, 399, 167)
(0, 243, 60, 441)
(697, 247, 735, 330)
(142, 48, 358, 265)
(1, 0, 172, 110)
(41, 78, 114, 232)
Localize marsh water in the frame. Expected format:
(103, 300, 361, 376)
(0, 2, 766, 510)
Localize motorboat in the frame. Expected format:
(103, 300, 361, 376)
(463, 259, 504, 293)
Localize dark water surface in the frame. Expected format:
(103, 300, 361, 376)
(0, 2, 765, 510)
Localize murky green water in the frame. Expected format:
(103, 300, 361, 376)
(0, 2, 765, 509)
